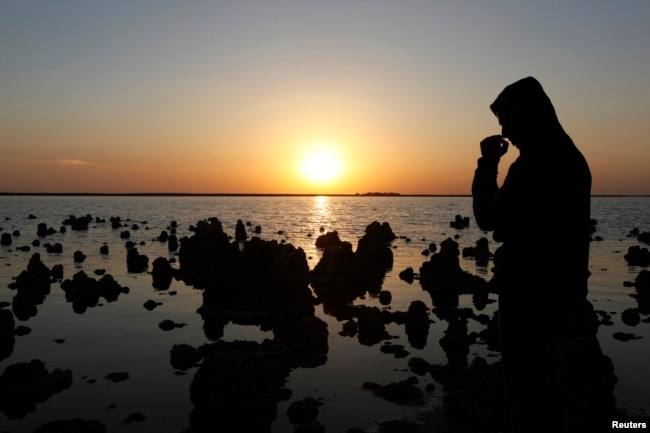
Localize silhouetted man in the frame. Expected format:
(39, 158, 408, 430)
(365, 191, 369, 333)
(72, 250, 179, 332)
(472, 77, 592, 432)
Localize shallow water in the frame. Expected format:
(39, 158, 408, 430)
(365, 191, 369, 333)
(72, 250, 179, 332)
(0, 195, 648, 432)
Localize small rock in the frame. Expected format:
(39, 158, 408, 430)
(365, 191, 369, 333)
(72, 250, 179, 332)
(1, 233, 12, 246)
(621, 308, 641, 327)
(613, 332, 642, 342)
(143, 300, 162, 311)
(158, 319, 186, 331)
(399, 267, 415, 284)
(104, 372, 130, 383)
(15, 326, 31, 336)
(170, 344, 203, 370)
(379, 290, 392, 305)
(380, 343, 410, 358)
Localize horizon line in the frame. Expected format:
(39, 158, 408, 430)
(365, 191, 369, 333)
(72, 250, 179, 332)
(0, 192, 647, 198)
(0, 192, 466, 197)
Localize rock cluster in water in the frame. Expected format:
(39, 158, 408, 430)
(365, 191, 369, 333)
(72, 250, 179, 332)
(151, 256, 174, 290)
(62, 214, 93, 231)
(625, 245, 650, 266)
(310, 221, 396, 304)
(419, 237, 489, 309)
(60, 271, 129, 314)
(174, 217, 330, 432)
(0, 211, 635, 433)
(461, 237, 493, 266)
(628, 227, 650, 245)
(126, 247, 149, 273)
(449, 214, 470, 229)
(179, 217, 315, 328)
(36, 222, 59, 237)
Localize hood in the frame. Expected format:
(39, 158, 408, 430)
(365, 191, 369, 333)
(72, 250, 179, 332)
(490, 76, 570, 151)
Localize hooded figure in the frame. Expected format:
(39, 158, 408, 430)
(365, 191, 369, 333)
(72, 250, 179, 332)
(472, 77, 593, 431)
(473, 76, 591, 300)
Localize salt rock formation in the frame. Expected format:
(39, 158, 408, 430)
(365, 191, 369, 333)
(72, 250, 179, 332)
(419, 238, 488, 308)
(179, 217, 315, 330)
(1, 232, 12, 246)
(310, 221, 396, 304)
(60, 271, 129, 314)
(62, 214, 93, 231)
(151, 257, 174, 290)
(126, 247, 148, 273)
(450, 214, 470, 229)
(235, 219, 247, 241)
(624, 245, 650, 266)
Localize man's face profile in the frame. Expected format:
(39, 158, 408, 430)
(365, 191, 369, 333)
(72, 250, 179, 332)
(496, 111, 526, 149)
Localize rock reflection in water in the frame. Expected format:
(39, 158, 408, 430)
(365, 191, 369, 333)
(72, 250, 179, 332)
(0, 359, 73, 420)
(415, 233, 619, 432)
(177, 218, 328, 432)
(8, 253, 57, 321)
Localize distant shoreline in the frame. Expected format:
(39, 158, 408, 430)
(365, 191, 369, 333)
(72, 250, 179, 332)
(0, 192, 647, 198)
(0, 192, 466, 197)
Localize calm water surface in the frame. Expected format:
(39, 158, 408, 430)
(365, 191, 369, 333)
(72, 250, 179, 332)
(1, 196, 649, 432)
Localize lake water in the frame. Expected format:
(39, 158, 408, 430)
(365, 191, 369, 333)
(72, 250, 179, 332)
(1, 195, 649, 432)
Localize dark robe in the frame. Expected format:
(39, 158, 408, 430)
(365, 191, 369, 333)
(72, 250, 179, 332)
(472, 77, 593, 432)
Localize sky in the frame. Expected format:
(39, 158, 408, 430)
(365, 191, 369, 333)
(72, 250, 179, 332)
(1, 1, 649, 195)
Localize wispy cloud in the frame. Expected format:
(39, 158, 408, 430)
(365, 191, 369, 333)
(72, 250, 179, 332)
(52, 159, 96, 166)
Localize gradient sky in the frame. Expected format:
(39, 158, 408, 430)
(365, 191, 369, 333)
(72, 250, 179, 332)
(1, 1, 649, 195)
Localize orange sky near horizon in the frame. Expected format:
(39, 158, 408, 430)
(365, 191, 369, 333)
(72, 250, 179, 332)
(2, 2, 649, 196)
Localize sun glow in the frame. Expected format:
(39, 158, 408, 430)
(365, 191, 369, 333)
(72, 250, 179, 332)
(299, 147, 343, 184)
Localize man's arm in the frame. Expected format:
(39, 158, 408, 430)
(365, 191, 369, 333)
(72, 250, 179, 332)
(472, 155, 501, 231)
(472, 135, 508, 231)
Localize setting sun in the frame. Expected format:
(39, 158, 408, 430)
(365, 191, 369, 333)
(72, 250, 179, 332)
(299, 147, 344, 184)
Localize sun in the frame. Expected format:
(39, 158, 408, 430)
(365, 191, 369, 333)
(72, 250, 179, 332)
(299, 147, 343, 184)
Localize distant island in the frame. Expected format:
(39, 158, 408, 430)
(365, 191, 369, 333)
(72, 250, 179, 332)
(356, 192, 401, 196)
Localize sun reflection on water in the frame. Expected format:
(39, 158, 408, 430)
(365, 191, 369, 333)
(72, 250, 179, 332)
(313, 195, 330, 220)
